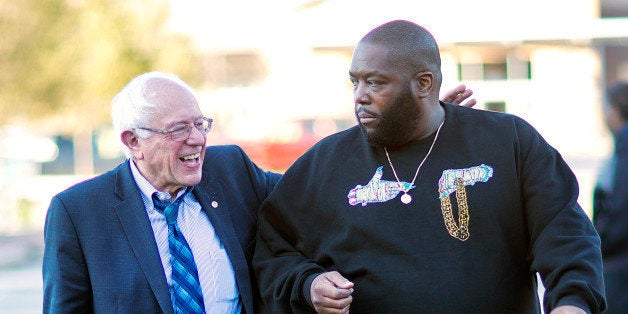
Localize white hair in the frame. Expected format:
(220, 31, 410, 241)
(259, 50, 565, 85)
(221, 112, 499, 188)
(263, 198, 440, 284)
(111, 71, 196, 158)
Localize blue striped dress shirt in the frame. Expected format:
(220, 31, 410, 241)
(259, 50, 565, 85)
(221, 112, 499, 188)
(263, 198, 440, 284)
(129, 159, 241, 313)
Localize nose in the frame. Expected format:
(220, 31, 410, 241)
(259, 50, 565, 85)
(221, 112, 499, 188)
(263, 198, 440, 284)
(185, 126, 206, 144)
(354, 82, 370, 105)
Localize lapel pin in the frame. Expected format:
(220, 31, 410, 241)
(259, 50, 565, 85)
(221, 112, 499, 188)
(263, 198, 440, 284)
(211, 201, 219, 208)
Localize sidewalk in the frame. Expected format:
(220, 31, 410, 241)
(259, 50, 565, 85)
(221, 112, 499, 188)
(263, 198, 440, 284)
(0, 232, 44, 313)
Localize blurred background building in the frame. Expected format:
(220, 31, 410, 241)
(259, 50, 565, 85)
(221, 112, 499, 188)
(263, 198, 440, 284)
(1, 0, 627, 312)
(1, 0, 628, 232)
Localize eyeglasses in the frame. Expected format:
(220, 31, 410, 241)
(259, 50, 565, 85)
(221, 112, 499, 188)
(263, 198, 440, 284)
(135, 117, 213, 142)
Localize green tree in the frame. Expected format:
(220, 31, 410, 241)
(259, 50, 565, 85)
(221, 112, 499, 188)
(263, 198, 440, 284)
(0, 0, 202, 173)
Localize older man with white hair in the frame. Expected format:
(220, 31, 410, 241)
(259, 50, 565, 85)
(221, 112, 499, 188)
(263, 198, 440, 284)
(43, 71, 280, 314)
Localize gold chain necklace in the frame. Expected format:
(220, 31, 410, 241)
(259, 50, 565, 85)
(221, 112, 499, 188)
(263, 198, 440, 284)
(384, 119, 444, 204)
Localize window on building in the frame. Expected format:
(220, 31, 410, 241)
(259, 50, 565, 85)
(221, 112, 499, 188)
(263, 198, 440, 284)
(484, 63, 507, 80)
(457, 52, 531, 81)
(459, 63, 484, 81)
(485, 101, 506, 112)
(617, 61, 628, 82)
(601, 0, 628, 17)
(204, 53, 268, 87)
(507, 55, 531, 79)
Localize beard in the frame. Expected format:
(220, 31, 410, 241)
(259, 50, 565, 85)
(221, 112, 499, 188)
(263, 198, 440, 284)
(357, 87, 422, 148)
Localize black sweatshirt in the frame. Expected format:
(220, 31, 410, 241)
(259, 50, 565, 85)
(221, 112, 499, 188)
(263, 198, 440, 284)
(254, 102, 605, 313)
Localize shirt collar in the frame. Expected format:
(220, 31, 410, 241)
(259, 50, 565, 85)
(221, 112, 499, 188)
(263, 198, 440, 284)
(128, 159, 191, 210)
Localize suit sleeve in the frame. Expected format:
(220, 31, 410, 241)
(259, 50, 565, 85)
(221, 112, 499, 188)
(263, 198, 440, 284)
(218, 145, 282, 313)
(515, 119, 606, 313)
(43, 195, 93, 313)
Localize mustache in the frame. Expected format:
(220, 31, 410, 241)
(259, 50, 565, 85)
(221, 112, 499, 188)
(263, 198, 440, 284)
(355, 107, 378, 116)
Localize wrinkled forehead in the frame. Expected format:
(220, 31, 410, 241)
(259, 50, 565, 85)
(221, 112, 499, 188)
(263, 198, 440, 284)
(143, 77, 197, 108)
(143, 78, 189, 100)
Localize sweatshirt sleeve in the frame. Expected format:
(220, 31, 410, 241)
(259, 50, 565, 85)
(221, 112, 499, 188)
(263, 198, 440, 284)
(253, 154, 326, 313)
(253, 146, 332, 313)
(514, 118, 606, 313)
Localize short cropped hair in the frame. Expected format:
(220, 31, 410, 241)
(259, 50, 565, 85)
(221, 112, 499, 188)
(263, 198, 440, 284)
(359, 20, 442, 86)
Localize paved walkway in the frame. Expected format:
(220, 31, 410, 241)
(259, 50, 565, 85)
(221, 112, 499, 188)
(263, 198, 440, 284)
(0, 232, 44, 313)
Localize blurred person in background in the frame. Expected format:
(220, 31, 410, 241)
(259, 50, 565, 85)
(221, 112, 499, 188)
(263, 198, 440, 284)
(253, 20, 605, 314)
(593, 82, 628, 314)
(41, 70, 474, 314)
(43, 71, 280, 313)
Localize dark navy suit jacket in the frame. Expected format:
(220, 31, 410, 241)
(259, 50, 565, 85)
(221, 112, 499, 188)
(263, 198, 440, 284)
(43, 145, 281, 313)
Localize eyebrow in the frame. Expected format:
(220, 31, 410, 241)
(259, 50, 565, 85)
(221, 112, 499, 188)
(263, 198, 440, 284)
(165, 116, 205, 129)
(349, 70, 383, 78)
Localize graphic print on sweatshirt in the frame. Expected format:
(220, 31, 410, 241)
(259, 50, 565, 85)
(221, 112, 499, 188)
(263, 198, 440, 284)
(347, 166, 414, 206)
(437, 164, 494, 241)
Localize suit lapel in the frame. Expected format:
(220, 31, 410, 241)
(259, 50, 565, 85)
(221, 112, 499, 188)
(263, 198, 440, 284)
(194, 181, 254, 314)
(113, 162, 174, 314)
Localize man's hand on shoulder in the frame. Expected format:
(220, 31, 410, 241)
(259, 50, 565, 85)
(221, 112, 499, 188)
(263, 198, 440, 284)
(441, 84, 477, 107)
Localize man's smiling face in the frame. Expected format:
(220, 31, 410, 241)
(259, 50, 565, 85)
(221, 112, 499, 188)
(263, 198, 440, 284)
(133, 77, 206, 195)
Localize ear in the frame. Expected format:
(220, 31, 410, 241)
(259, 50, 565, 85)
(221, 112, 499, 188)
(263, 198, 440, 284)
(411, 71, 434, 99)
(121, 130, 144, 160)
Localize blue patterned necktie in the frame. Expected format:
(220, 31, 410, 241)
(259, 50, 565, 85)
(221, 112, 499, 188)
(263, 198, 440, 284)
(152, 188, 206, 314)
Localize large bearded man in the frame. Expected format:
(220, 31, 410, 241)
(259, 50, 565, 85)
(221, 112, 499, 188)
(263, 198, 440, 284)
(254, 20, 605, 314)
